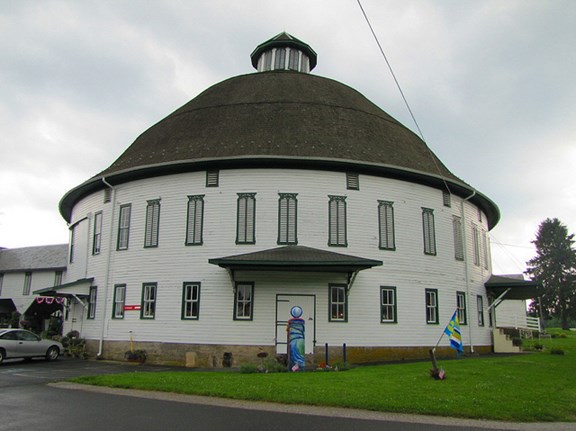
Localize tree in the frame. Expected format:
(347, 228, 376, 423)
(526, 218, 576, 330)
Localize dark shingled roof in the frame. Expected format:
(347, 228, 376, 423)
(60, 70, 500, 228)
(209, 245, 382, 272)
(0, 244, 68, 272)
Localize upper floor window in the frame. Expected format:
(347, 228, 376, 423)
(453, 216, 464, 261)
(92, 211, 102, 255)
(329, 284, 347, 322)
(117, 204, 131, 250)
(328, 195, 347, 247)
(23, 272, 32, 295)
(54, 271, 63, 286)
(422, 208, 436, 255)
(144, 199, 161, 248)
(234, 282, 254, 320)
(380, 286, 397, 323)
(236, 193, 256, 244)
(472, 224, 481, 266)
(482, 231, 490, 269)
(0, 273, 3, 296)
(457, 291, 467, 325)
(425, 289, 439, 324)
(87, 286, 97, 319)
(112, 284, 126, 319)
(186, 195, 204, 246)
(69, 224, 76, 263)
(206, 170, 219, 187)
(346, 173, 359, 190)
(182, 282, 201, 320)
(442, 191, 451, 207)
(278, 193, 298, 245)
(378, 200, 395, 250)
(140, 282, 157, 319)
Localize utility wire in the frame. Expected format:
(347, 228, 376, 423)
(356, 0, 453, 195)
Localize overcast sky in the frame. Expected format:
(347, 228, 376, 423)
(1, 0, 575, 275)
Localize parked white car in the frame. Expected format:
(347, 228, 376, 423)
(0, 329, 63, 364)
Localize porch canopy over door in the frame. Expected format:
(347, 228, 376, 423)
(209, 245, 382, 287)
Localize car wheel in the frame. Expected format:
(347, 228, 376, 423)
(0, 348, 5, 364)
(45, 346, 60, 361)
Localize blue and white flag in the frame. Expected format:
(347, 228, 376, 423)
(444, 311, 463, 352)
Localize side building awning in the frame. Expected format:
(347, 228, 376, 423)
(485, 274, 540, 301)
(33, 277, 94, 299)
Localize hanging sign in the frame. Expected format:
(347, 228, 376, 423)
(124, 305, 142, 311)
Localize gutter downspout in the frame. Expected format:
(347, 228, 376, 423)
(460, 189, 476, 354)
(98, 177, 116, 358)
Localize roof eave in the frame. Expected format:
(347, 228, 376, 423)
(60, 156, 500, 229)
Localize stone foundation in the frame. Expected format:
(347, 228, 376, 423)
(85, 339, 492, 367)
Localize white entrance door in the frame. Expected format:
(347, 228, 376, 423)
(275, 294, 315, 354)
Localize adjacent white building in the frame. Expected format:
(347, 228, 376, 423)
(0, 245, 67, 331)
(40, 33, 534, 366)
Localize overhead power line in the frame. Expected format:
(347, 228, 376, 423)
(355, 0, 453, 195)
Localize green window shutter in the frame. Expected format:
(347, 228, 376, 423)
(236, 193, 256, 244)
(453, 216, 464, 260)
(278, 193, 297, 245)
(144, 199, 160, 248)
(422, 208, 436, 255)
(328, 196, 347, 246)
(378, 201, 395, 250)
(186, 195, 204, 245)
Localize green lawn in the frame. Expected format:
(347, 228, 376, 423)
(71, 329, 576, 422)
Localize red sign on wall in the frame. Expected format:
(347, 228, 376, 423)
(124, 305, 142, 311)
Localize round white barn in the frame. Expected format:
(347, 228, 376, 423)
(57, 33, 500, 366)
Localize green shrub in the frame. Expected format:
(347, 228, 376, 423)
(240, 363, 258, 374)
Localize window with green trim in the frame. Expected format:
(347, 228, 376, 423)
(112, 284, 126, 319)
(234, 282, 254, 320)
(186, 195, 204, 245)
(328, 195, 347, 246)
(472, 224, 481, 266)
(87, 286, 97, 319)
(92, 211, 102, 255)
(144, 199, 160, 248)
(457, 291, 467, 325)
(278, 193, 297, 245)
(422, 208, 436, 255)
(477, 295, 485, 327)
(329, 284, 347, 322)
(378, 200, 395, 250)
(380, 286, 397, 323)
(182, 282, 200, 320)
(453, 216, 464, 261)
(236, 193, 256, 244)
(117, 204, 131, 250)
(425, 288, 438, 324)
(140, 283, 157, 319)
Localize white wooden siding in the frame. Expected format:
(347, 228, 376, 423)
(65, 169, 493, 349)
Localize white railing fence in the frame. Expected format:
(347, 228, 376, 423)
(496, 314, 541, 332)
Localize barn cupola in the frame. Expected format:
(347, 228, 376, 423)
(250, 32, 317, 73)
